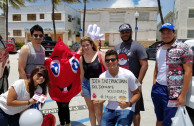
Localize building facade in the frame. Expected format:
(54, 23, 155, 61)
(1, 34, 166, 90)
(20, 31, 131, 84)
(174, 0, 194, 40)
(0, 15, 5, 40)
(79, 7, 158, 46)
(8, 4, 81, 45)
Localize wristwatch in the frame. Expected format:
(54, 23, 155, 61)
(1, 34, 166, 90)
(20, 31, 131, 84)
(129, 101, 133, 107)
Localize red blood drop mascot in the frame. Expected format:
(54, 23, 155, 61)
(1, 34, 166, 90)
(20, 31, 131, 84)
(44, 37, 81, 103)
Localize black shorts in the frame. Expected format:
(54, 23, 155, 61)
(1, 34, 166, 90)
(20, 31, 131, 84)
(135, 91, 145, 114)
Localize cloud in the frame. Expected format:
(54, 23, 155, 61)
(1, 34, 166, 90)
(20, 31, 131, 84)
(137, 0, 157, 7)
(110, 0, 134, 8)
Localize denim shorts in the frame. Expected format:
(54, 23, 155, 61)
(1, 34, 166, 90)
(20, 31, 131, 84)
(100, 108, 134, 126)
(82, 77, 91, 97)
(151, 82, 177, 126)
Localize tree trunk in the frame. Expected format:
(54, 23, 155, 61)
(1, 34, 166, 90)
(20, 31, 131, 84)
(6, 0, 8, 40)
(52, 0, 56, 41)
(157, 0, 164, 24)
(82, 0, 86, 37)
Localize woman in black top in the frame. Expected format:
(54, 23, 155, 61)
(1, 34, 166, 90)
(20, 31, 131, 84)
(79, 36, 106, 126)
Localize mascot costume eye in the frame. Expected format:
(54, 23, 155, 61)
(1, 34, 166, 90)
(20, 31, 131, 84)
(44, 37, 81, 102)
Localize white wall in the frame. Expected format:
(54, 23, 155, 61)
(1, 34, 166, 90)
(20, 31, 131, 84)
(80, 7, 158, 45)
(174, 0, 194, 39)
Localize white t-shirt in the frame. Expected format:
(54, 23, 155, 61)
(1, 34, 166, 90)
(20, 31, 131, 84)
(0, 79, 42, 115)
(156, 46, 168, 86)
(99, 67, 139, 112)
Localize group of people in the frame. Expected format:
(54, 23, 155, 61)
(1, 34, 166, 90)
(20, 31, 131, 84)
(79, 22, 194, 126)
(0, 22, 193, 126)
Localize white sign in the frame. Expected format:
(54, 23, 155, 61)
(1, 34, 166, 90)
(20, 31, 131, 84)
(32, 92, 47, 103)
(90, 78, 129, 102)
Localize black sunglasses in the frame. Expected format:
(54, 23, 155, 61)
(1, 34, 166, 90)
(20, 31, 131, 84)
(105, 58, 117, 63)
(37, 72, 45, 78)
(33, 34, 44, 38)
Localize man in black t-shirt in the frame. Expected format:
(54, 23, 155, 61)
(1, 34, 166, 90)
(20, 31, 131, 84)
(114, 23, 148, 126)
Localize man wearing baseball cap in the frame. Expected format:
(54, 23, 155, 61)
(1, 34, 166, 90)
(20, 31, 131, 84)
(151, 22, 193, 126)
(114, 23, 148, 126)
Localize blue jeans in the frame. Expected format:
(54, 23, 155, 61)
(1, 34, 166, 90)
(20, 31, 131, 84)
(0, 108, 20, 126)
(82, 77, 91, 97)
(100, 108, 134, 126)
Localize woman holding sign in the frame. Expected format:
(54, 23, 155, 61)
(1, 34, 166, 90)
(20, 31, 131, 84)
(79, 36, 107, 126)
(0, 65, 49, 126)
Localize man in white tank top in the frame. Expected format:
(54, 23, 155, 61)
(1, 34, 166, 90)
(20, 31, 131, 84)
(18, 25, 45, 79)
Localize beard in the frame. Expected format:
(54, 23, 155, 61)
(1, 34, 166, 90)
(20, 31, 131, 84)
(164, 37, 176, 45)
(121, 35, 132, 43)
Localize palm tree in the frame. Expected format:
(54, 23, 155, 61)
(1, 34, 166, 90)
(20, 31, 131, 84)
(157, 0, 164, 24)
(82, 0, 86, 36)
(0, 0, 35, 40)
(82, 0, 107, 37)
(50, 0, 80, 41)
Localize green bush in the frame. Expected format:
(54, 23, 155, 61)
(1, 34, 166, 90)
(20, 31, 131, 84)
(15, 42, 25, 50)
(104, 41, 109, 47)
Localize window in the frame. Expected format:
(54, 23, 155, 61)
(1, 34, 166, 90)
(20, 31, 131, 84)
(189, 9, 194, 18)
(187, 30, 194, 38)
(40, 14, 44, 19)
(27, 14, 36, 21)
(109, 12, 125, 22)
(138, 12, 149, 21)
(52, 13, 61, 20)
(68, 30, 72, 40)
(13, 30, 22, 36)
(68, 15, 72, 22)
(77, 18, 80, 25)
(13, 14, 21, 21)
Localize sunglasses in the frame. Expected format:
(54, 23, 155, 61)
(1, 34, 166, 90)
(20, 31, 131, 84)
(33, 34, 44, 38)
(105, 58, 117, 63)
(37, 72, 45, 78)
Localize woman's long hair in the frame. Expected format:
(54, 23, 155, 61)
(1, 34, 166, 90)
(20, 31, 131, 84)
(28, 65, 49, 107)
(80, 36, 97, 51)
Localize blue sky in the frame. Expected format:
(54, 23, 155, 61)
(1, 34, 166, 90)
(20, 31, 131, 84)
(1, 0, 175, 23)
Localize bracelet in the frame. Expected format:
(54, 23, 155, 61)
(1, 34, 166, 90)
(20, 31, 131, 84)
(129, 101, 133, 107)
(28, 100, 30, 105)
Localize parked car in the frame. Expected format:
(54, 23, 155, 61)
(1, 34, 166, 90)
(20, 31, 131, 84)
(4, 40, 17, 53)
(0, 36, 10, 94)
(71, 42, 81, 52)
(41, 36, 56, 56)
(185, 39, 194, 109)
(145, 41, 162, 59)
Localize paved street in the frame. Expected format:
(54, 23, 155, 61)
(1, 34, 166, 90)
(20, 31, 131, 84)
(8, 52, 156, 126)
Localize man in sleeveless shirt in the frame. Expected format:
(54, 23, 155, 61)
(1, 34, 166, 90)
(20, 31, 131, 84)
(18, 24, 45, 79)
(114, 23, 148, 126)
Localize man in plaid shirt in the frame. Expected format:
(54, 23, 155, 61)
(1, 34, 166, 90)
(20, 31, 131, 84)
(151, 23, 193, 126)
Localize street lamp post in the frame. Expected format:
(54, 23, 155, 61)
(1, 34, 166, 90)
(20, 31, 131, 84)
(134, 11, 139, 41)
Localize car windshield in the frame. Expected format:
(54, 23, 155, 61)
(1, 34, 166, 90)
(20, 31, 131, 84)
(150, 41, 162, 48)
(4, 41, 13, 43)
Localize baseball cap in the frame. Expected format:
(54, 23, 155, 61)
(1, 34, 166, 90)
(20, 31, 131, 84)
(119, 23, 132, 32)
(159, 23, 175, 32)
